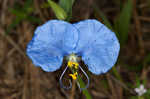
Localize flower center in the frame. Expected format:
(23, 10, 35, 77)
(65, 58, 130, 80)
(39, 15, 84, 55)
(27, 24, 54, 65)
(67, 53, 79, 80)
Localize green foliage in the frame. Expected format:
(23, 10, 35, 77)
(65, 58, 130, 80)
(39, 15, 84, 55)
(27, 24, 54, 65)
(59, 0, 75, 21)
(7, 0, 41, 34)
(47, 0, 67, 20)
(59, 0, 75, 13)
(129, 96, 138, 99)
(125, 64, 143, 72)
(114, 0, 132, 46)
(93, 4, 120, 39)
(144, 89, 150, 99)
(47, 0, 75, 20)
(77, 75, 92, 99)
(135, 76, 141, 88)
(93, 0, 132, 46)
(93, 5, 113, 30)
(112, 67, 122, 81)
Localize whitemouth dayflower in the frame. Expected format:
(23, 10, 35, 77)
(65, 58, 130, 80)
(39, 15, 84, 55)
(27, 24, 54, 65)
(26, 19, 120, 89)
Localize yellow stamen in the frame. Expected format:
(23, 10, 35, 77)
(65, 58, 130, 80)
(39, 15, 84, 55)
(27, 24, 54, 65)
(69, 72, 78, 80)
(74, 62, 79, 69)
(68, 61, 73, 68)
(67, 61, 79, 69)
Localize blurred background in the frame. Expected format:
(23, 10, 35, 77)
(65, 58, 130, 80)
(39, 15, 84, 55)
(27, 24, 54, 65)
(0, 0, 150, 99)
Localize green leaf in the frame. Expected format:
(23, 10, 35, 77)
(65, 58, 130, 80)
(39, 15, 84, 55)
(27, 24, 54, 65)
(48, 0, 67, 20)
(114, 0, 132, 46)
(59, 0, 75, 20)
(59, 0, 74, 14)
(77, 75, 92, 99)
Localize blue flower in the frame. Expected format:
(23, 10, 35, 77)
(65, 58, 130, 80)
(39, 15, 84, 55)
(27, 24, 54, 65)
(26, 19, 120, 75)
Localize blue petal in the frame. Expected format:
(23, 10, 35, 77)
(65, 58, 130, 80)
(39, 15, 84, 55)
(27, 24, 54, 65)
(26, 20, 78, 72)
(73, 19, 120, 75)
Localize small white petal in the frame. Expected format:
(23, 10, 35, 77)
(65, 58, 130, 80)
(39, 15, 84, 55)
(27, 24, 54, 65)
(140, 85, 144, 90)
(135, 88, 140, 93)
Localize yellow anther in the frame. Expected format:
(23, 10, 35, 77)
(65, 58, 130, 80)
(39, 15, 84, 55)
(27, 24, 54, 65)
(74, 62, 79, 69)
(67, 61, 79, 69)
(69, 72, 78, 80)
(68, 61, 73, 68)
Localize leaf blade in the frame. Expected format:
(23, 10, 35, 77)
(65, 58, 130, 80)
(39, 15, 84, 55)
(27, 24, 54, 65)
(59, 0, 75, 20)
(48, 0, 67, 20)
(114, 0, 132, 45)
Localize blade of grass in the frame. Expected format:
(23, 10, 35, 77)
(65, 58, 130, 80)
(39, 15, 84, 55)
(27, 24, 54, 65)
(114, 0, 132, 46)
(112, 67, 122, 81)
(93, 4, 120, 39)
(77, 75, 92, 99)
(70, 67, 92, 99)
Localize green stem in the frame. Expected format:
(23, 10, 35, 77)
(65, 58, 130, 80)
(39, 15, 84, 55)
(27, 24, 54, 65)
(70, 68, 92, 99)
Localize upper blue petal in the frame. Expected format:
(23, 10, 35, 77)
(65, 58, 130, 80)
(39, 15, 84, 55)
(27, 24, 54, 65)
(73, 19, 120, 75)
(26, 20, 78, 72)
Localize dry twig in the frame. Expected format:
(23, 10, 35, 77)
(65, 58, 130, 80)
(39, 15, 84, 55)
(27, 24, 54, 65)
(0, 27, 27, 59)
(133, 0, 145, 56)
(70, 80, 76, 99)
(1, 0, 8, 25)
(106, 74, 118, 99)
(110, 75, 136, 95)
